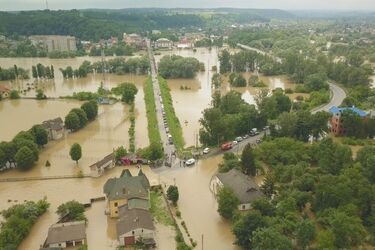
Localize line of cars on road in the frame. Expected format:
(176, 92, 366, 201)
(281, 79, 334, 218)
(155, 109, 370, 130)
(159, 93, 174, 145)
(221, 127, 266, 151)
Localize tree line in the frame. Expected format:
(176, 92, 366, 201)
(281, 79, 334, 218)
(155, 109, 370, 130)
(217, 136, 375, 249)
(0, 65, 29, 81)
(158, 55, 203, 79)
(32, 63, 54, 79)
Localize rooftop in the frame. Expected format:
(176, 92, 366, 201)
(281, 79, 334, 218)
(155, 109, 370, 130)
(216, 169, 263, 204)
(89, 153, 114, 170)
(329, 106, 368, 117)
(103, 170, 150, 201)
(45, 221, 86, 245)
(42, 117, 64, 131)
(116, 207, 154, 237)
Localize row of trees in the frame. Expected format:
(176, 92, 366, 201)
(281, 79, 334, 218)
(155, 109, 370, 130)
(64, 101, 98, 132)
(32, 64, 54, 79)
(60, 60, 92, 79)
(89, 43, 134, 56)
(92, 56, 150, 75)
(340, 110, 375, 139)
(158, 55, 203, 79)
(218, 137, 375, 249)
(0, 124, 49, 170)
(0, 199, 50, 249)
(0, 65, 29, 81)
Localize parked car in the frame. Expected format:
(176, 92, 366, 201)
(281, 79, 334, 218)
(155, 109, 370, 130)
(203, 147, 210, 154)
(185, 158, 196, 166)
(221, 142, 233, 151)
(252, 128, 259, 135)
(235, 136, 243, 142)
(166, 128, 169, 133)
(232, 140, 238, 145)
(243, 134, 249, 139)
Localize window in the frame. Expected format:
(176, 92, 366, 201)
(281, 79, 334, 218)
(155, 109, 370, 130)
(242, 205, 245, 210)
(114, 202, 118, 207)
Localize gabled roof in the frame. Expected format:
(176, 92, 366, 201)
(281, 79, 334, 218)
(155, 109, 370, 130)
(127, 198, 150, 211)
(103, 170, 150, 201)
(45, 221, 86, 245)
(116, 207, 154, 237)
(329, 106, 368, 117)
(216, 169, 263, 204)
(0, 85, 10, 93)
(89, 153, 114, 170)
(42, 117, 64, 131)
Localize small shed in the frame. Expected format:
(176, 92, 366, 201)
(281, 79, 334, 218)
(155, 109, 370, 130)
(42, 118, 65, 140)
(90, 153, 115, 177)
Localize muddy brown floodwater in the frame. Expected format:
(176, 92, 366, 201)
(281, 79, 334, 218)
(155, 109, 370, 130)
(159, 155, 240, 250)
(0, 166, 167, 250)
(155, 48, 298, 146)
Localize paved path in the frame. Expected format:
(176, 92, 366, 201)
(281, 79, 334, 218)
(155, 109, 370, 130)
(237, 43, 347, 113)
(311, 82, 347, 114)
(146, 39, 177, 165)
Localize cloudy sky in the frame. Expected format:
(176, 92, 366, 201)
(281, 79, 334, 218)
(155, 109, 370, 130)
(1, 0, 375, 11)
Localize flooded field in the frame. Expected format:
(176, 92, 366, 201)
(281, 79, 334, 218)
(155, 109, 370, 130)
(159, 155, 240, 250)
(155, 48, 298, 146)
(0, 166, 162, 250)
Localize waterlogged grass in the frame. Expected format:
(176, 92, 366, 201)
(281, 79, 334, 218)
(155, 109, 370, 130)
(158, 76, 185, 152)
(144, 76, 162, 145)
(150, 190, 174, 226)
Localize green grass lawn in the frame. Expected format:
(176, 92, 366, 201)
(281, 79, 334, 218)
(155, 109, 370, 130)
(150, 190, 174, 226)
(144, 76, 162, 145)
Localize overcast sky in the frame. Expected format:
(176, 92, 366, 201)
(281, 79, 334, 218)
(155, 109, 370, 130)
(1, 0, 375, 11)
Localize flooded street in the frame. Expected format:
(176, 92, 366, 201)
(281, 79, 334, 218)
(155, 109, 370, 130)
(159, 155, 239, 250)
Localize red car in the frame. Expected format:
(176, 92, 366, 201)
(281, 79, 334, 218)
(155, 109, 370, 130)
(221, 142, 233, 151)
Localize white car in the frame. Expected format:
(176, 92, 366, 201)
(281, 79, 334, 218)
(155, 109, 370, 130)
(232, 140, 238, 145)
(185, 158, 196, 166)
(203, 147, 210, 154)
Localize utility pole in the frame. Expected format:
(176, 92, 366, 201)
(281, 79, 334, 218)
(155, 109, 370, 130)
(45, 0, 49, 10)
(201, 234, 204, 250)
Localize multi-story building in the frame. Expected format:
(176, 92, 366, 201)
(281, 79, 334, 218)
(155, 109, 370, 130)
(329, 106, 368, 136)
(29, 35, 77, 52)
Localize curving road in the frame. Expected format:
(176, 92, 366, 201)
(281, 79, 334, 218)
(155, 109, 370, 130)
(237, 43, 347, 114)
(311, 82, 346, 114)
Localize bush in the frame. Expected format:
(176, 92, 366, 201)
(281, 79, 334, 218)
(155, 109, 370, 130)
(9, 90, 20, 99)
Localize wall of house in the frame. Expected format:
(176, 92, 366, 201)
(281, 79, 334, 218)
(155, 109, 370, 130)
(238, 203, 252, 211)
(109, 199, 128, 218)
(52, 129, 64, 140)
(119, 228, 154, 246)
(49, 242, 67, 248)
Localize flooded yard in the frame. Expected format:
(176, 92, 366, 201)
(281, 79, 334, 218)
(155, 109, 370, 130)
(0, 166, 161, 250)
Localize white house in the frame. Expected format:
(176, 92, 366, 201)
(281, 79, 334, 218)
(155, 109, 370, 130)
(44, 221, 86, 248)
(154, 38, 173, 49)
(116, 206, 155, 247)
(212, 169, 263, 211)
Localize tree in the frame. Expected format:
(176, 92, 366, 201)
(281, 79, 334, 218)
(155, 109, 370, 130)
(217, 187, 239, 219)
(167, 185, 179, 205)
(70, 108, 88, 128)
(81, 101, 98, 120)
(356, 146, 375, 183)
(251, 197, 275, 217)
(342, 110, 365, 138)
(13, 138, 39, 161)
(241, 143, 256, 176)
(252, 227, 293, 250)
(0, 148, 7, 167)
(305, 73, 328, 91)
(316, 230, 335, 250)
(64, 112, 81, 131)
(30, 125, 48, 147)
(211, 73, 222, 89)
(261, 173, 275, 198)
(32, 66, 38, 78)
(36, 89, 46, 100)
(15, 146, 35, 170)
(296, 219, 316, 249)
(329, 210, 366, 248)
(233, 210, 267, 249)
(9, 90, 20, 99)
(219, 49, 231, 74)
(113, 83, 138, 104)
(36, 63, 45, 78)
(57, 200, 86, 222)
(115, 146, 127, 162)
(70, 143, 82, 164)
